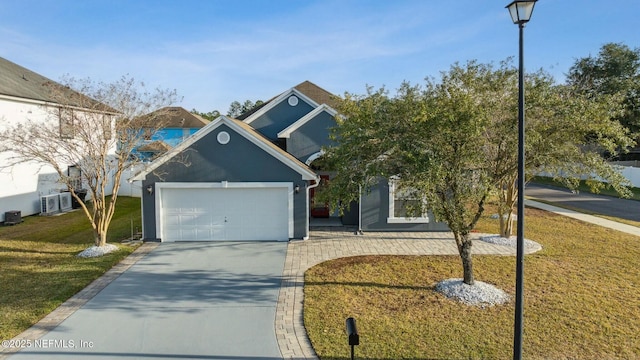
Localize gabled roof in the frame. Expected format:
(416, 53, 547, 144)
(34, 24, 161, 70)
(131, 115, 318, 181)
(277, 104, 338, 139)
(0, 56, 113, 111)
(137, 140, 172, 152)
(241, 87, 320, 125)
(133, 107, 209, 128)
(238, 81, 339, 123)
(293, 81, 339, 109)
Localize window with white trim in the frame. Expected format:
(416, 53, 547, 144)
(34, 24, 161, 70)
(387, 178, 429, 223)
(59, 108, 75, 139)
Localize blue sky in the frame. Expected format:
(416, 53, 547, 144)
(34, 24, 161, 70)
(1, 0, 638, 113)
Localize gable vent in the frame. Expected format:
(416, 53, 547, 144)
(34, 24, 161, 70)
(217, 131, 230, 144)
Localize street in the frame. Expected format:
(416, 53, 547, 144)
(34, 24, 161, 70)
(526, 183, 640, 222)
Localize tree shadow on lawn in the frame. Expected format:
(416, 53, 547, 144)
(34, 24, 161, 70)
(305, 280, 433, 292)
(0, 244, 81, 255)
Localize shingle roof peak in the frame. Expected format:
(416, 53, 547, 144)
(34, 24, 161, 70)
(0, 56, 110, 111)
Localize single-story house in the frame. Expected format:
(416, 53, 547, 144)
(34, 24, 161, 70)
(132, 81, 448, 241)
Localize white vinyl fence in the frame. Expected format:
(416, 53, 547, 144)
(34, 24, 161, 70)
(118, 164, 144, 198)
(620, 165, 640, 187)
(540, 164, 640, 188)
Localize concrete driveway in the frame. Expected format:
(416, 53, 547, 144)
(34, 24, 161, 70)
(9, 242, 287, 360)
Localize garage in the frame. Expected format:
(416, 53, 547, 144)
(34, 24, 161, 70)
(133, 116, 318, 241)
(156, 182, 293, 241)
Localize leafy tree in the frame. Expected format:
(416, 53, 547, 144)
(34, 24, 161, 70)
(191, 109, 220, 121)
(0, 76, 178, 248)
(485, 60, 634, 237)
(322, 76, 493, 285)
(321, 60, 635, 285)
(227, 99, 264, 118)
(568, 42, 640, 137)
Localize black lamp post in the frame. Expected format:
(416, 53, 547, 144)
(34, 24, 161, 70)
(506, 1, 536, 360)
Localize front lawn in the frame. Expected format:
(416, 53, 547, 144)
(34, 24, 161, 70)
(304, 206, 640, 359)
(0, 196, 141, 340)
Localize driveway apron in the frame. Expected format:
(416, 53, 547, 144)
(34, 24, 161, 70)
(9, 242, 287, 360)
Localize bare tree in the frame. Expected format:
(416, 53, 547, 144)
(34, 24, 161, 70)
(0, 75, 178, 248)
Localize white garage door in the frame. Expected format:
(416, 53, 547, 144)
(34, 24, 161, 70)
(159, 184, 291, 241)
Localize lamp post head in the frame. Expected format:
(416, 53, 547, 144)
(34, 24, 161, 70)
(506, 0, 537, 24)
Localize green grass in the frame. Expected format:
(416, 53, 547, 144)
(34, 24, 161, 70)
(531, 176, 640, 201)
(304, 205, 640, 359)
(0, 196, 142, 340)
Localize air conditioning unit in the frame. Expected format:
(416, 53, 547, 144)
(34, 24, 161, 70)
(59, 192, 72, 212)
(41, 194, 60, 215)
(4, 211, 22, 225)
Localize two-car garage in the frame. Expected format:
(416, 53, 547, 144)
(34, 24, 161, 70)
(133, 116, 318, 242)
(155, 182, 293, 242)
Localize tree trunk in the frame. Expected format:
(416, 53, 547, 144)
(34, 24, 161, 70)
(453, 231, 475, 285)
(460, 237, 474, 285)
(499, 211, 515, 238)
(498, 179, 517, 238)
(93, 202, 108, 247)
(94, 231, 107, 247)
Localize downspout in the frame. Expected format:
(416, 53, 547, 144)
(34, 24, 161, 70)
(304, 175, 321, 240)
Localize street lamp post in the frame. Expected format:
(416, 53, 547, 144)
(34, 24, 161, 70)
(506, 1, 537, 360)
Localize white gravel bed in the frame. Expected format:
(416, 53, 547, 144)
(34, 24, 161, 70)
(479, 234, 542, 251)
(77, 243, 119, 258)
(435, 278, 510, 307)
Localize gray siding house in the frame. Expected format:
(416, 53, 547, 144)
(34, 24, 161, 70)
(133, 81, 448, 242)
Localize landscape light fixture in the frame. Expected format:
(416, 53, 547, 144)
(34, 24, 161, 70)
(506, 1, 536, 360)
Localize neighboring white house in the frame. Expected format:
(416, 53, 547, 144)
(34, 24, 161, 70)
(0, 57, 118, 222)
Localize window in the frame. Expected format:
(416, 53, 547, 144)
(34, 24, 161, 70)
(387, 178, 429, 223)
(59, 108, 75, 139)
(67, 165, 82, 190)
(102, 115, 112, 140)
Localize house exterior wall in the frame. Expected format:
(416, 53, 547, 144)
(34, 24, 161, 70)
(248, 98, 314, 140)
(0, 97, 118, 222)
(140, 124, 309, 240)
(148, 128, 197, 147)
(286, 111, 337, 162)
(360, 178, 450, 232)
(131, 128, 201, 160)
(0, 98, 72, 221)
